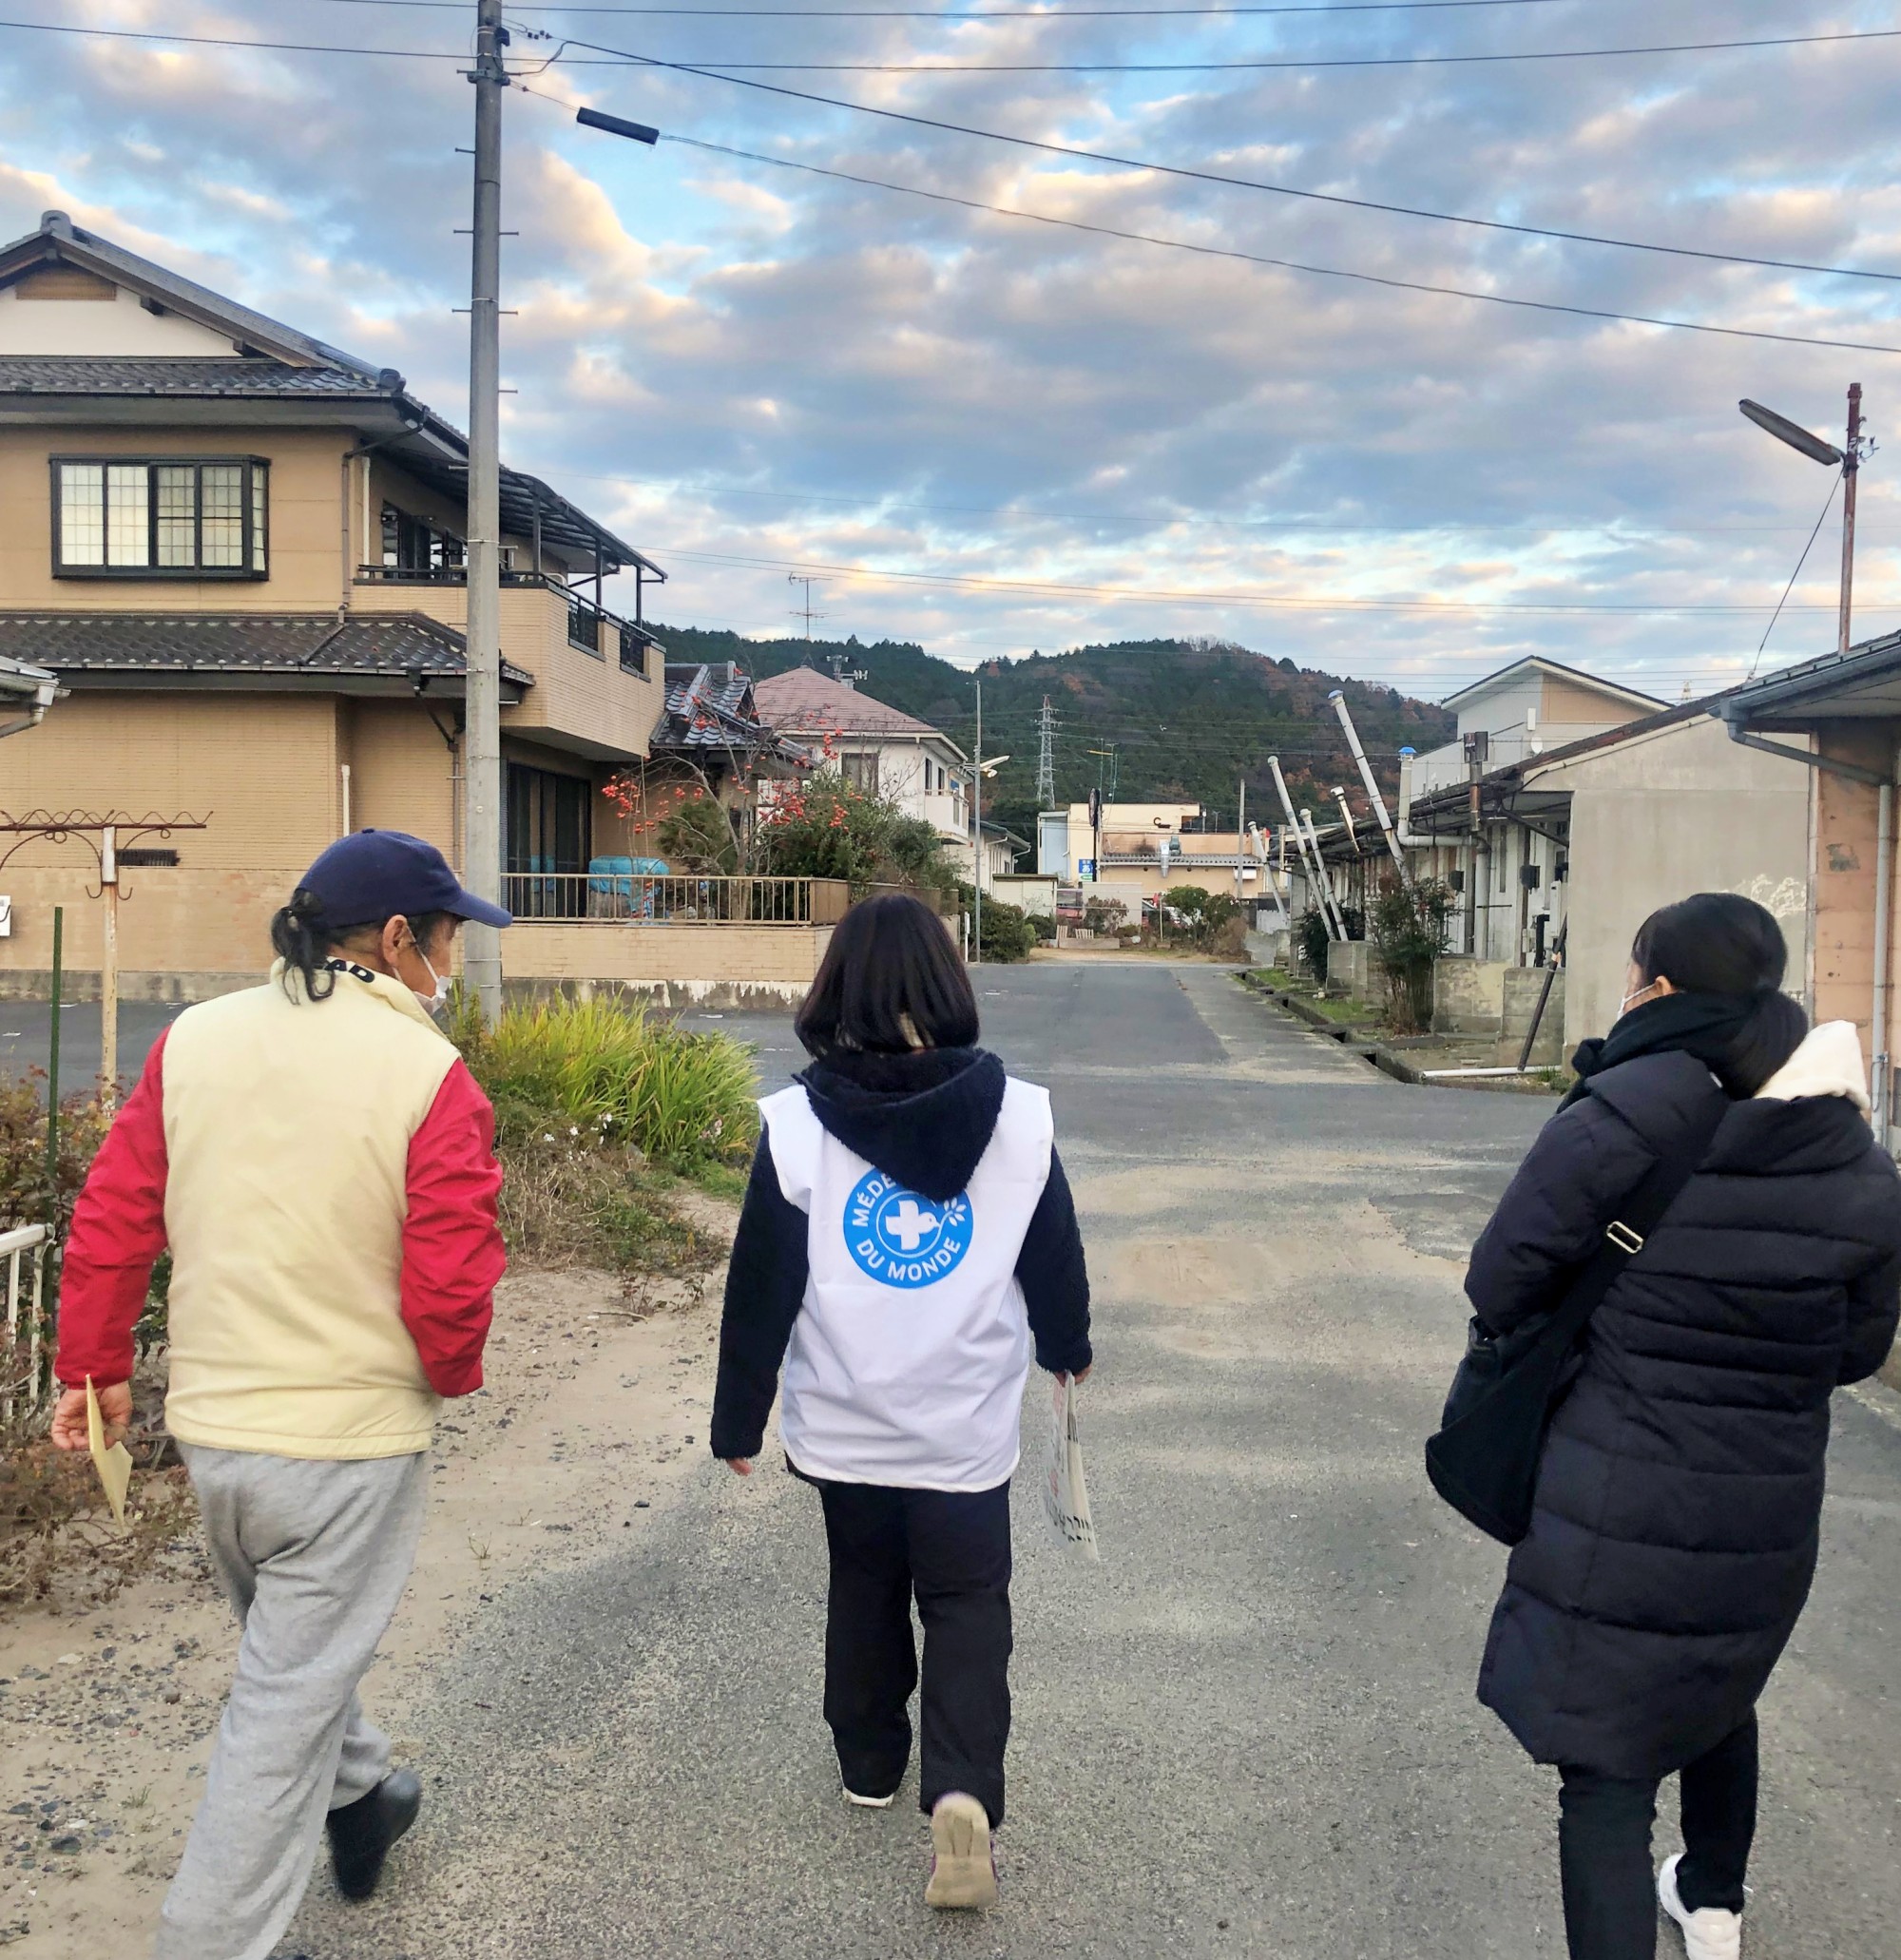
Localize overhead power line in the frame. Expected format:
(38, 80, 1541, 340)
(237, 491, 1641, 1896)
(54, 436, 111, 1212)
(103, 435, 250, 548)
(558, 464, 1884, 538)
(280, 0, 1766, 18)
(556, 28, 1901, 71)
(649, 542, 1875, 614)
(647, 126, 1901, 354)
(0, 17, 452, 58)
(562, 41, 1901, 283)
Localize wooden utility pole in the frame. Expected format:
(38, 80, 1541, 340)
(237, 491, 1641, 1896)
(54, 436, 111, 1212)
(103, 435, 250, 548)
(461, 0, 507, 1022)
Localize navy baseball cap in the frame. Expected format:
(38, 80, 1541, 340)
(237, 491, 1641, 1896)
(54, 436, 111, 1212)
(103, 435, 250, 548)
(298, 830, 512, 932)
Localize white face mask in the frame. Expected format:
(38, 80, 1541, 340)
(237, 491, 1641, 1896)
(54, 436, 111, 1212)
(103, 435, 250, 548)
(407, 939, 451, 1015)
(1619, 979, 1663, 1017)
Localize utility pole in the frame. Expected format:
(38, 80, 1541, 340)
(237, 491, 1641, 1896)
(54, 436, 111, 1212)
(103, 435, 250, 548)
(1036, 696, 1056, 808)
(461, 0, 508, 1024)
(1235, 775, 1246, 907)
(1840, 381, 1863, 654)
(972, 676, 983, 963)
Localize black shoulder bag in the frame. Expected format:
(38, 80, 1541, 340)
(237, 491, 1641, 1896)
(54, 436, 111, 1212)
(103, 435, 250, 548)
(1425, 1100, 1725, 1547)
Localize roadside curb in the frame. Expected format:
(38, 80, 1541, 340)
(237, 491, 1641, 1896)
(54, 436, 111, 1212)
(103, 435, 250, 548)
(1234, 974, 1424, 1086)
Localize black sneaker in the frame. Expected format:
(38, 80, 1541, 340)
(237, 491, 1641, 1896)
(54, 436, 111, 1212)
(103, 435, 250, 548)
(327, 1768, 423, 1901)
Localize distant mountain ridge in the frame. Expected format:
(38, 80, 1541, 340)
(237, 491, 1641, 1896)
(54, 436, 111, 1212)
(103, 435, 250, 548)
(649, 623, 1455, 838)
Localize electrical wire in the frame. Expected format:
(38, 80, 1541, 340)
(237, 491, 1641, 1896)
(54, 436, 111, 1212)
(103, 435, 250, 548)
(647, 542, 1871, 613)
(278, 0, 1790, 18)
(0, 17, 454, 58)
(1747, 471, 1842, 679)
(554, 27, 1901, 70)
(631, 124, 1901, 354)
(555, 465, 1869, 537)
(10, 13, 1897, 284)
(558, 41, 1901, 282)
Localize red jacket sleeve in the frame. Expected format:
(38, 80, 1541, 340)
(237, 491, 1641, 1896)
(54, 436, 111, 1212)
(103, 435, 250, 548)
(401, 1058, 505, 1397)
(54, 1028, 171, 1390)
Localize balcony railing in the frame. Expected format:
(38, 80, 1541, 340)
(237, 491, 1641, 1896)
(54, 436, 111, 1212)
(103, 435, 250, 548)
(505, 872, 852, 925)
(503, 874, 946, 925)
(355, 564, 654, 678)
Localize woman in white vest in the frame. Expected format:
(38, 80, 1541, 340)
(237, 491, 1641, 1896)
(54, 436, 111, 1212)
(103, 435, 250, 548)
(712, 893, 1092, 1912)
(50, 829, 509, 1960)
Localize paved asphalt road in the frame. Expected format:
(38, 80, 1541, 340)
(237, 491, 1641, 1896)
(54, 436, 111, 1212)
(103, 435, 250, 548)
(274, 960, 1901, 1959)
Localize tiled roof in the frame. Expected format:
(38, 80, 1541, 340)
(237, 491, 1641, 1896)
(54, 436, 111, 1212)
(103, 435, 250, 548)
(0, 611, 532, 687)
(752, 664, 946, 741)
(654, 662, 809, 761)
(0, 357, 390, 397)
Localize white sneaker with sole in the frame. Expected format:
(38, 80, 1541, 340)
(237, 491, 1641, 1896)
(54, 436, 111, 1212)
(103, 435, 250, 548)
(1659, 1854, 1742, 1960)
(924, 1792, 999, 1910)
(843, 1785, 895, 1809)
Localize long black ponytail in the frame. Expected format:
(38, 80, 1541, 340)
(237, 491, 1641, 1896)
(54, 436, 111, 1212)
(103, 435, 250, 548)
(268, 888, 336, 1001)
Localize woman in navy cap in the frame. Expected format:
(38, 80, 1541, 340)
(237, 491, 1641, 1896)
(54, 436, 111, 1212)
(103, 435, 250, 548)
(51, 830, 511, 1959)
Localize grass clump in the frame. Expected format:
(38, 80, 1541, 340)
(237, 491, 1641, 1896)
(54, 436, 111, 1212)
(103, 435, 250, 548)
(452, 993, 758, 1171)
(449, 993, 759, 1276)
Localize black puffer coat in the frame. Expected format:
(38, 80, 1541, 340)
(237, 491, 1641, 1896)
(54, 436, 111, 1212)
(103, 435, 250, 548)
(1470, 1044, 1901, 1779)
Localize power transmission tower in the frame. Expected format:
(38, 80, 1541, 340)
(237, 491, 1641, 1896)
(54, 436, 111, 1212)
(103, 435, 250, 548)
(1035, 696, 1056, 807)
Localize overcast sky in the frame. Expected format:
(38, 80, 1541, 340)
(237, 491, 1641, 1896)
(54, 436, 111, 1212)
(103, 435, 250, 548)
(5, 1, 1901, 701)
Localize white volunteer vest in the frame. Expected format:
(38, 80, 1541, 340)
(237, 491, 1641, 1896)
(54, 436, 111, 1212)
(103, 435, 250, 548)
(760, 1075, 1054, 1491)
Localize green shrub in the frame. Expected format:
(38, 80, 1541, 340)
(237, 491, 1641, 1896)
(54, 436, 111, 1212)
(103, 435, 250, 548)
(451, 993, 758, 1170)
(1369, 876, 1457, 1033)
(961, 887, 1038, 963)
(758, 769, 957, 896)
(1295, 908, 1332, 979)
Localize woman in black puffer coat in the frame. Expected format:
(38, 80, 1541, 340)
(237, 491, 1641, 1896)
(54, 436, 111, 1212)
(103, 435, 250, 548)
(1467, 894, 1901, 1960)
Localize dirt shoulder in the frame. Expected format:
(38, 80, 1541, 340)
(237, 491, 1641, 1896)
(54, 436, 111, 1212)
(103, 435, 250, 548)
(0, 1239, 732, 1952)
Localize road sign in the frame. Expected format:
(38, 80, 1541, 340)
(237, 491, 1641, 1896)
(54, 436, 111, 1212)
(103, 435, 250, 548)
(1078, 858, 1096, 880)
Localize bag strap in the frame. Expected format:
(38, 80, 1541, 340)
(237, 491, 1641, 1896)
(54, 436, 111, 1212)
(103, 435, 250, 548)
(1541, 1092, 1730, 1350)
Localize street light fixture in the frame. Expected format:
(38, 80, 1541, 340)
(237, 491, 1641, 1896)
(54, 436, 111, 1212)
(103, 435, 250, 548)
(1739, 387, 1865, 654)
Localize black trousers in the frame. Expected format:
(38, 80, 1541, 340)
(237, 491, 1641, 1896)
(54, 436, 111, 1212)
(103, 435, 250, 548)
(813, 1476, 1013, 1827)
(1557, 1713, 1758, 1960)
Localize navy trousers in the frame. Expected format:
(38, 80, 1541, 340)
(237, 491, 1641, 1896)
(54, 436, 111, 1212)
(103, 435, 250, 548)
(813, 1476, 1013, 1827)
(1558, 1712, 1758, 1959)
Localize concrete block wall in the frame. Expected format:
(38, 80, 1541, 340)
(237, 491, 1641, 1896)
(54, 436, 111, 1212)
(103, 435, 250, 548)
(1432, 955, 1565, 1062)
(1325, 939, 1385, 999)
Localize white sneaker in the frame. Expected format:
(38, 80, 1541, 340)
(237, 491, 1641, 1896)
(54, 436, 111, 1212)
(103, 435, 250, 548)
(1659, 1854, 1742, 1960)
(924, 1791, 999, 1910)
(843, 1785, 895, 1809)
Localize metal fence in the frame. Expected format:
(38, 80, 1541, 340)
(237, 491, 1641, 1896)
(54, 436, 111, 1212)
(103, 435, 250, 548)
(1, 1222, 50, 1424)
(503, 873, 851, 925)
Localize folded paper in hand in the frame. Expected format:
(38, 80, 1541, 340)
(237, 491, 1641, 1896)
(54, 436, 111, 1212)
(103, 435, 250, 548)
(86, 1375, 133, 1528)
(1043, 1372, 1100, 1563)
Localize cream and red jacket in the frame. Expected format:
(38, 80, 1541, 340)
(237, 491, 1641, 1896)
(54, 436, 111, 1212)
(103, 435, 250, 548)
(54, 961, 505, 1461)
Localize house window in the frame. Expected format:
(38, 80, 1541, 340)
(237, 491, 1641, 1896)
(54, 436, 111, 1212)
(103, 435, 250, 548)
(840, 752, 879, 794)
(53, 457, 268, 577)
(506, 762, 592, 875)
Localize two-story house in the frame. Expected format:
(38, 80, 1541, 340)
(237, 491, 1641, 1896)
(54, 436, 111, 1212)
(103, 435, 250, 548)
(0, 209, 670, 997)
(752, 664, 1012, 879)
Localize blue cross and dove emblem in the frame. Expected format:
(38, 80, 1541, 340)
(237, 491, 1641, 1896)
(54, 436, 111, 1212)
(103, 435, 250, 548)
(845, 1170, 973, 1288)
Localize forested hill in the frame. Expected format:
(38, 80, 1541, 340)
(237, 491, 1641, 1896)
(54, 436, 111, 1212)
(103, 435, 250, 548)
(650, 625, 1455, 839)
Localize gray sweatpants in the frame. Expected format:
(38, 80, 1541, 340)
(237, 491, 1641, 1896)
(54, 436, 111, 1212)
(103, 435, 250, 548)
(155, 1443, 429, 1960)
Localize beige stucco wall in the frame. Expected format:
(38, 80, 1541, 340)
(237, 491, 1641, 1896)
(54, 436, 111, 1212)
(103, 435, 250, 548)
(508, 920, 833, 988)
(0, 690, 343, 976)
(0, 424, 354, 612)
(1529, 716, 1811, 1047)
